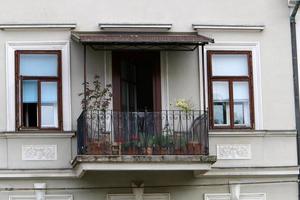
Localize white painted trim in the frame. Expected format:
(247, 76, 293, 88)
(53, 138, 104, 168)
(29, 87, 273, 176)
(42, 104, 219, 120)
(6, 41, 72, 131)
(195, 166, 299, 177)
(205, 193, 266, 200)
(209, 130, 297, 137)
(160, 52, 170, 110)
(0, 169, 75, 178)
(193, 24, 265, 31)
(99, 23, 172, 30)
(0, 165, 295, 179)
(104, 51, 107, 86)
(199, 47, 206, 110)
(0, 23, 76, 30)
(204, 42, 264, 130)
(1, 132, 75, 139)
(166, 52, 170, 110)
(9, 195, 73, 200)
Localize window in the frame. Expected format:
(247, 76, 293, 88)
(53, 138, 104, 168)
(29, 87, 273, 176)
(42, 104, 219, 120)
(207, 51, 254, 129)
(15, 50, 62, 130)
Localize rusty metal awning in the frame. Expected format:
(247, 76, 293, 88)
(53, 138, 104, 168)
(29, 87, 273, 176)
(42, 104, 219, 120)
(71, 32, 214, 51)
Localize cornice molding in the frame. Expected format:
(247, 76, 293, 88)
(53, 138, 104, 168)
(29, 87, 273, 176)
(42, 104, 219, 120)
(0, 23, 76, 30)
(193, 24, 265, 31)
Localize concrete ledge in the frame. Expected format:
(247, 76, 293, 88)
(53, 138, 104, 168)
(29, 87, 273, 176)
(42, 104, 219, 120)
(0, 169, 75, 178)
(72, 155, 217, 165)
(72, 155, 217, 176)
(209, 130, 297, 137)
(194, 166, 300, 177)
(0, 132, 75, 139)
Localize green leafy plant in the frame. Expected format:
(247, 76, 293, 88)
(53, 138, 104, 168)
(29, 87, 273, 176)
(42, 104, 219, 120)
(79, 75, 112, 111)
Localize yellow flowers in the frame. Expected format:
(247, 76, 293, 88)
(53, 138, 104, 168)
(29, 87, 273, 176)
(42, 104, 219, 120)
(175, 99, 193, 112)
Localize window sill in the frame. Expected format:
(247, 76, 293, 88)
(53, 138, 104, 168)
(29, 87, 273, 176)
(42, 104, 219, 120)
(0, 132, 75, 139)
(208, 130, 297, 137)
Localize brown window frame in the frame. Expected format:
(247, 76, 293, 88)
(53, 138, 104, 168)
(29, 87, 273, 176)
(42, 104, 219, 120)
(207, 50, 255, 129)
(15, 50, 63, 131)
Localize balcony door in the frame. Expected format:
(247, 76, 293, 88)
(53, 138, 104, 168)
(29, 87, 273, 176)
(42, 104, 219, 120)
(112, 51, 161, 112)
(112, 51, 161, 145)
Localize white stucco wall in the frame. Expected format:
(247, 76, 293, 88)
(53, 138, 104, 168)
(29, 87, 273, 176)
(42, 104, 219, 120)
(0, 0, 294, 131)
(0, 1, 297, 199)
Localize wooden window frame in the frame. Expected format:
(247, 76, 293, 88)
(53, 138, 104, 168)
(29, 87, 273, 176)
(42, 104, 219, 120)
(207, 50, 255, 129)
(15, 50, 63, 131)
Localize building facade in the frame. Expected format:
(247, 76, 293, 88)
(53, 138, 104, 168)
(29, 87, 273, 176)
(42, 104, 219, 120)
(0, 0, 298, 200)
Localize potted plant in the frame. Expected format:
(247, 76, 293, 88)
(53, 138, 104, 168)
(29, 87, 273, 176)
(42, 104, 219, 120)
(156, 134, 170, 155)
(79, 75, 113, 155)
(187, 141, 202, 155)
(174, 134, 187, 155)
(146, 137, 154, 155)
(175, 99, 194, 113)
(121, 142, 130, 154)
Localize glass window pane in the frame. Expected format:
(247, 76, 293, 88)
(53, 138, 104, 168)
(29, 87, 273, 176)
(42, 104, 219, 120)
(20, 54, 58, 76)
(233, 81, 250, 127)
(213, 81, 230, 126)
(22, 80, 38, 103)
(41, 82, 58, 128)
(212, 54, 248, 76)
(22, 80, 38, 127)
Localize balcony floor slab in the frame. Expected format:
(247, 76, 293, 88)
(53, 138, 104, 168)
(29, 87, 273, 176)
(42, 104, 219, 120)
(72, 155, 217, 177)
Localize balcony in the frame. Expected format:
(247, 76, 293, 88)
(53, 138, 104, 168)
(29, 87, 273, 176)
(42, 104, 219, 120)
(73, 110, 216, 173)
(77, 110, 210, 156)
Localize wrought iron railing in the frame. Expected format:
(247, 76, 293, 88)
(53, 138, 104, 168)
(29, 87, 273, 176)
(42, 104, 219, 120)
(77, 110, 208, 155)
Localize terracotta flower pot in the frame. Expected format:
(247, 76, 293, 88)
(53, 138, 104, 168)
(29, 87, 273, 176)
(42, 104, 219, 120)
(187, 142, 202, 155)
(146, 147, 153, 155)
(87, 142, 101, 155)
(159, 147, 168, 155)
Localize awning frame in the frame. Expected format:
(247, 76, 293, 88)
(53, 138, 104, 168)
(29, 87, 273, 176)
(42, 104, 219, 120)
(74, 31, 214, 110)
(71, 31, 214, 51)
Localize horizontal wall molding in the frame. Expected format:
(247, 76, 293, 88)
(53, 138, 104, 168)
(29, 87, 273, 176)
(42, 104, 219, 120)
(9, 195, 73, 200)
(0, 132, 75, 139)
(0, 166, 297, 179)
(193, 24, 265, 31)
(0, 23, 77, 30)
(0, 169, 75, 178)
(209, 130, 297, 137)
(195, 166, 299, 177)
(99, 23, 172, 31)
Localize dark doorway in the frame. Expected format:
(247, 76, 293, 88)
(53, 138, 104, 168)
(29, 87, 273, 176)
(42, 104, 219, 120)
(112, 51, 161, 112)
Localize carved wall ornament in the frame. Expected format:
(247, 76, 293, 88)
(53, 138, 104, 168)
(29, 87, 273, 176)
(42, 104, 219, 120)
(217, 144, 251, 160)
(22, 145, 57, 161)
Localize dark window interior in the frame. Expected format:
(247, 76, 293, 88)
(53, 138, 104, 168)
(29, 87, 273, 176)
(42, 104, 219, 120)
(120, 55, 154, 112)
(22, 103, 38, 127)
(136, 62, 154, 112)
